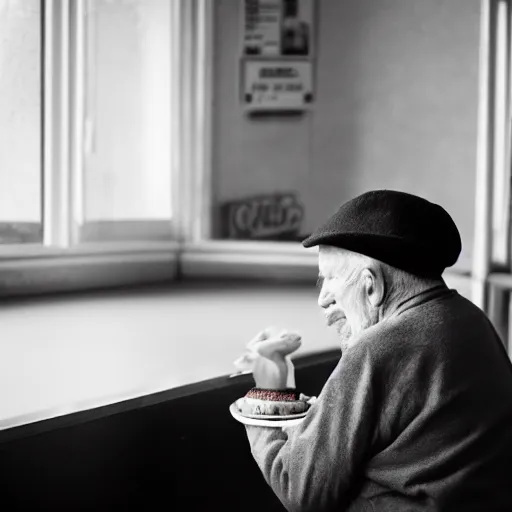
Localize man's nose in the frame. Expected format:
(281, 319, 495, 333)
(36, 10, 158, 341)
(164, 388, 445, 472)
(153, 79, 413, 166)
(318, 285, 334, 309)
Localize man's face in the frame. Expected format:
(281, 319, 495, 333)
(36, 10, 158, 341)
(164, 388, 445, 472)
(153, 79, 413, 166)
(317, 248, 376, 350)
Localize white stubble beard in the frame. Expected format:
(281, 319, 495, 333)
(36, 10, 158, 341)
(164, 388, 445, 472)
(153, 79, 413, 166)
(336, 318, 353, 353)
(337, 310, 377, 353)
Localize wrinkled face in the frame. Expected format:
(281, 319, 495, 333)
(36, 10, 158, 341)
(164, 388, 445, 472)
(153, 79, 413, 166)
(317, 247, 376, 351)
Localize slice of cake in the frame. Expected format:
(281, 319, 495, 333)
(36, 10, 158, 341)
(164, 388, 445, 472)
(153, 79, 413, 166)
(236, 388, 310, 417)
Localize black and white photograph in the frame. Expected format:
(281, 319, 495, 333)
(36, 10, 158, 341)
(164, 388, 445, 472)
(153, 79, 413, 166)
(1, 0, 512, 510)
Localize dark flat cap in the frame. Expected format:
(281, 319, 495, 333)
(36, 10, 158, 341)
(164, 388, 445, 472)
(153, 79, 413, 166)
(302, 190, 461, 277)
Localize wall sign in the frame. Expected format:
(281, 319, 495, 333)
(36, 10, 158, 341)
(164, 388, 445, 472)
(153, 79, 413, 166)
(243, 0, 314, 58)
(220, 192, 304, 240)
(243, 60, 312, 111)
(241, 0, 315, 113)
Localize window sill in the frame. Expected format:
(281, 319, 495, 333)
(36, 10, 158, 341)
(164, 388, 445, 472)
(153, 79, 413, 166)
(181, 239, 472, 277)
(0, 239, 474, 298)
(0, 242, 180, 297)
(181, 240, 318, 281)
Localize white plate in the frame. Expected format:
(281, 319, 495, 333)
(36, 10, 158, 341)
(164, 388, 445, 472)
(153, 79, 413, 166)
(238, 408, 309, 420)
(229, 402, 308, 428)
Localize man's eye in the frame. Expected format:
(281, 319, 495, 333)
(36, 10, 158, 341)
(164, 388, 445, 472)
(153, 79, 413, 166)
(316, 276, 324, 288)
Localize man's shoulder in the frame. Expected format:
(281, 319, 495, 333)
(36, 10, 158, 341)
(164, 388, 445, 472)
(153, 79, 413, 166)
(343, 322, 405, 372)
(351, 316, 414, 355)
(345, 301, 447, 368)
(348, 291, 494, 369)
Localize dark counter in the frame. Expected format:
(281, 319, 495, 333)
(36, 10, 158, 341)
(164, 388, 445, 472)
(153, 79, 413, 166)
(0, 348, 340, 511)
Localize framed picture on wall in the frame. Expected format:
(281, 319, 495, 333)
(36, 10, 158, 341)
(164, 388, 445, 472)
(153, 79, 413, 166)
(242, 0, 315, 58)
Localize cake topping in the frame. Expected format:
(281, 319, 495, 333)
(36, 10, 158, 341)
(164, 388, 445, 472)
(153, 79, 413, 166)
(245, 388, 299, 402)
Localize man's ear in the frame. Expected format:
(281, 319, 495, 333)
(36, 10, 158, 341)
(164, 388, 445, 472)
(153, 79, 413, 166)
(361, 267, 385, 307)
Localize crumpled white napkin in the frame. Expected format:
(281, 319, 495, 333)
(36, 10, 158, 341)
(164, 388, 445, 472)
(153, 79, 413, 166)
(232, 351, 296, 388)
(231, 328, 299, 388)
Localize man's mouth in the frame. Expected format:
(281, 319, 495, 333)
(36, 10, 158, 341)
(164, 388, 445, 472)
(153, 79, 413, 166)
(325, 309, 346, 327)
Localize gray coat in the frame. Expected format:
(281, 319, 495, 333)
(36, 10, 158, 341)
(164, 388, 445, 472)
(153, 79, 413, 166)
(245, 285, 512, 511)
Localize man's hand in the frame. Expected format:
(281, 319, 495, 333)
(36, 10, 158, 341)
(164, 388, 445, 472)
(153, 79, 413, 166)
(249, 328, 302, 389)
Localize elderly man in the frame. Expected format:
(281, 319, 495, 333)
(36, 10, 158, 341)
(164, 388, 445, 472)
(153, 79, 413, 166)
(233, 190, 512, 511)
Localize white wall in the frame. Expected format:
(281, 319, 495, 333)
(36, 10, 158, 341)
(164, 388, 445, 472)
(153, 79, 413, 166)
(213, 0, 480, 270)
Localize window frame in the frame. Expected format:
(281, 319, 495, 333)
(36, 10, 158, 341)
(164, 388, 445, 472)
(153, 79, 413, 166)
(473, 0, 512, 310)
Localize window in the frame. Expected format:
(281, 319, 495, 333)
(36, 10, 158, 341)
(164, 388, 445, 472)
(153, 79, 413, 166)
(0, 0, 42, 244)
(65, 0, 175, 246)
(1, 0, 178, 250)
(0, 0, 214, 295)
(79, 0, 173, 242)
(490, 0, 512, 267)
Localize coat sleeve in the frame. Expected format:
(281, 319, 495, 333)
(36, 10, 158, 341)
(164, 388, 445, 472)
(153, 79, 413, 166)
(244, 344, 378, 512)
